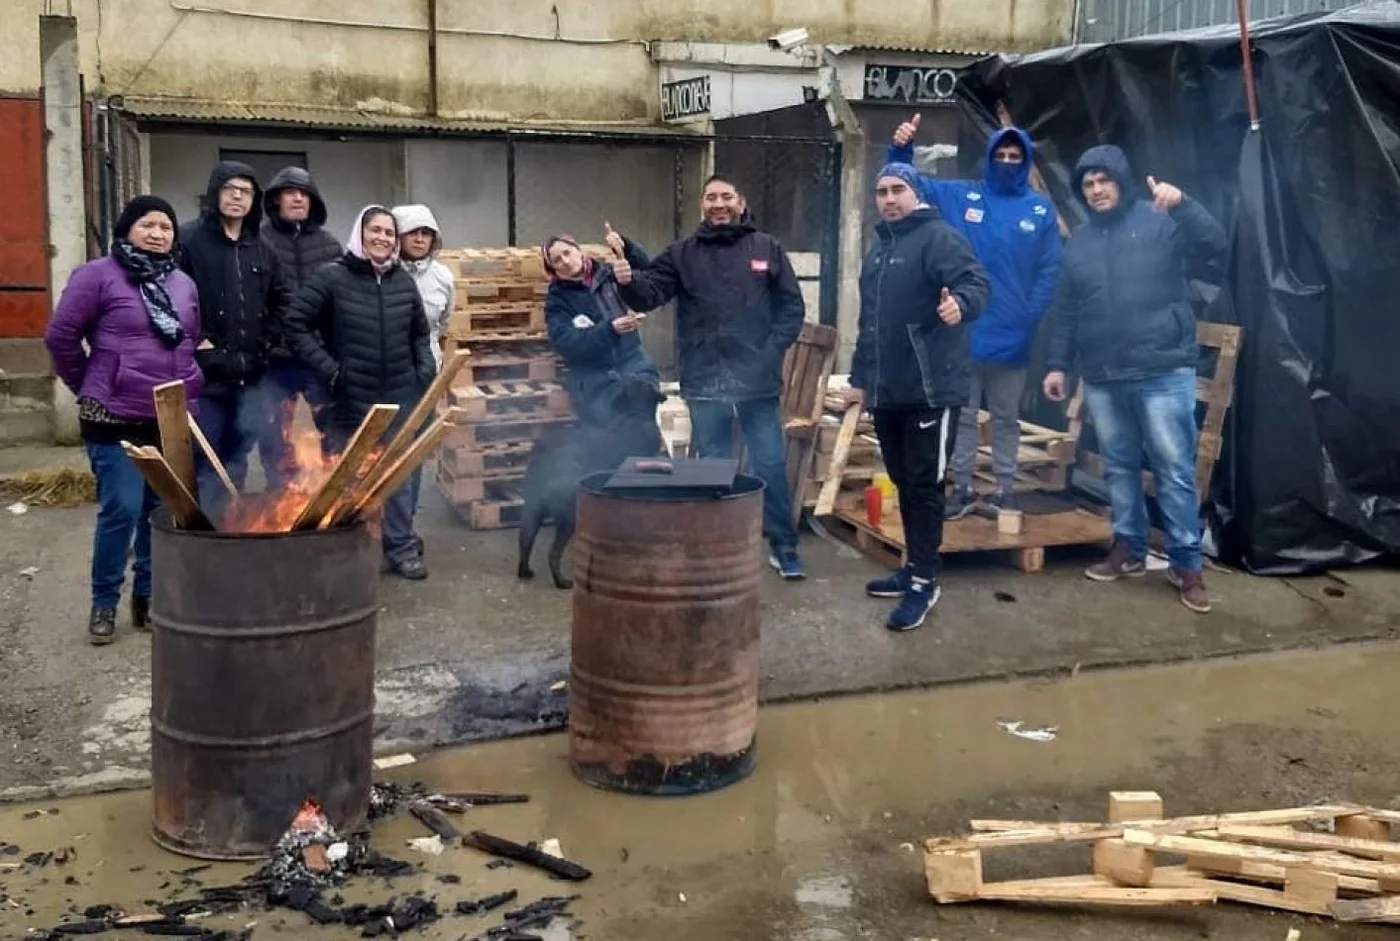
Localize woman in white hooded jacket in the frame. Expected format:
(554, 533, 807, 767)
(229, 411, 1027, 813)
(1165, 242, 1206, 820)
(392, 204, 455, 369)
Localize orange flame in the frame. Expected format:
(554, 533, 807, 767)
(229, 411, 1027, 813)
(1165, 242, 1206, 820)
(291, 797, 325, 832)
(223, 403, 339, 533)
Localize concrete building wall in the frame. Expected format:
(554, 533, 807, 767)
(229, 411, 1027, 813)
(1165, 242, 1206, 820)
(0, 1, 1074, 113)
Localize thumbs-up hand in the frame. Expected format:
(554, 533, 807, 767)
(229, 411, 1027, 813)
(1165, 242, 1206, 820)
(613, 256, 633, 285)
(603, 221, 626, 259)
(937, 286, 962, 325)
(892, 113, 921, 148)
(1146, 175, 1183, 212)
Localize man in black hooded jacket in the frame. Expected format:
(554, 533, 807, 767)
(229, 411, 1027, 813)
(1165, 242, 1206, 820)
(845, 163, 991, 633)
(617, 174, 809, 580)
(259, 165, 343, 489)
(179, 160, 289, 517)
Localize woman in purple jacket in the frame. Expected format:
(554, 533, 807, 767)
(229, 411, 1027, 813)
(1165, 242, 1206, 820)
(45, 195, 203, 645)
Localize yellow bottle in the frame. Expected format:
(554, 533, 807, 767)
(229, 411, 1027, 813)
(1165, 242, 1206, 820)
(873, 472, 896, 502)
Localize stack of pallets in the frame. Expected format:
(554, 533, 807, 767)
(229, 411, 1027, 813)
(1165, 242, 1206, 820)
(434, 248, 575, 530)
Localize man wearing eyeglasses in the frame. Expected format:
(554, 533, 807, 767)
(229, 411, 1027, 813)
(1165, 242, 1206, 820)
(179, 161, 288, 517)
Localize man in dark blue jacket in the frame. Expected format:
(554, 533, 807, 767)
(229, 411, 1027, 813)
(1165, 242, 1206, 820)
(1042, 144, 1227, 614)
(845, 163, 992, 631)
(889, 114, 1062, 515)
(618, 175, 809, 579)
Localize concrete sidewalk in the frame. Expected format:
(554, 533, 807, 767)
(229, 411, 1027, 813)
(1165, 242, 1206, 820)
(1, 445, 1398, 799)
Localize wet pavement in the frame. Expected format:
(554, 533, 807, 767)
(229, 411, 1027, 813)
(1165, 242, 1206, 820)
(4, 466, 1400, 800)
(4, 642, 1400, 940)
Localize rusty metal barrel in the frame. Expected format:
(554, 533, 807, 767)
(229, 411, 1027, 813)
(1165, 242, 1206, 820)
(148, 509, 379, 859)
(568, 471, 764, 795)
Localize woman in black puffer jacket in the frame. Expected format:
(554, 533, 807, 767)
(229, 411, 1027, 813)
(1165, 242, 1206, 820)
(284, 204, 437, 581)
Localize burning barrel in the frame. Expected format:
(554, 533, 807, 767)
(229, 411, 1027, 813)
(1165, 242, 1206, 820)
(568, 462, 764, 795)
(148, 507, 379, 860)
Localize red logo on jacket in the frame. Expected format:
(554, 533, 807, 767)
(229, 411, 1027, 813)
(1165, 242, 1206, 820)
(750, 258, 769, 273)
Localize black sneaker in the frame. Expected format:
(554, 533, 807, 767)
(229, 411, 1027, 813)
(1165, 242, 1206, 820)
(89, 607, 117, 645)
(131, 596, 151, 631)
(392, 557, 429, 581)
(888, 577, 940, 632)
(985, 489, 1013, 512)
(945, 487, 976, 520)
(865, 566, 911, 599)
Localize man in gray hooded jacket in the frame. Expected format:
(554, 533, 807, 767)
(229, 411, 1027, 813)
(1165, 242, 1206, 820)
(260, 165, 343, 488)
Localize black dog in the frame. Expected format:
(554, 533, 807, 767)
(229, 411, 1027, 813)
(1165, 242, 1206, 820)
(516, 375, 667, 589)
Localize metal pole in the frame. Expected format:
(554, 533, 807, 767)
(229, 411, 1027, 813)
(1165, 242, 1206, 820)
(505, 133, 518, 246)
(426, 0, 439, 117)
(1237, 0, 1261, 130)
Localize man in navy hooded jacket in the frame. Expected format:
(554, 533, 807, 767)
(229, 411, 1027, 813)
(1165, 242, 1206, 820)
(888, 114, 1062, 517)
(1042, 145, 1227, 614)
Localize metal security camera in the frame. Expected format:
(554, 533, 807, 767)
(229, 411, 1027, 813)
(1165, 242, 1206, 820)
(768, 28, 810, 52)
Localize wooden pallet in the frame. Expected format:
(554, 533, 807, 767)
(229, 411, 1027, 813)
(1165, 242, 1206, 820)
(824, 503, 1111, 573)
(454, 279, 544, 306)
(439, 413, 573, 449)
(447, 303, 546, 338)
(439, 248, 548, 281)
(437, 440, 534, 478)
(1070, 321, 1243, 499)
(451, 349, 559, 387)
(452, 498, 525, 530)
(435, 465, 526, 505)
(969, 413, 1077, 492)
(446, 381, 571, 423)
(925, 790, 1400, 923)
(444, 331, 547, 350)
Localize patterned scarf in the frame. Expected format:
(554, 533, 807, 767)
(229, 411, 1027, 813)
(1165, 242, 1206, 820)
(111, 239, 184, 348)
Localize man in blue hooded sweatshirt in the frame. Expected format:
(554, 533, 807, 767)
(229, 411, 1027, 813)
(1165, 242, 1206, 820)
(888, 113, 1062, 517)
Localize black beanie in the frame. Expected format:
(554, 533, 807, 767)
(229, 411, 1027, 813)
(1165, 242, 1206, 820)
(113, 195, 179, 242)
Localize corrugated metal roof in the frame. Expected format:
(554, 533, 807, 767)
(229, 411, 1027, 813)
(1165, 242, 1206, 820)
(855, 43, 990, 56)
(1076, 0, 1346, 42)
(111, 96, 698, 139)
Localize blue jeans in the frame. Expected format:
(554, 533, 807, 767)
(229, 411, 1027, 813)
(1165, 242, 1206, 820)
(1082, 367, 1202, 572)
(259, 363, 332, 494)
(85, 441, 160, 609)
(195, 386, 264, 521)
(688, 396, 798, 552)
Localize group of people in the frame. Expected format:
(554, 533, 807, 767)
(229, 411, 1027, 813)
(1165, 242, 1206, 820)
(46, 159, 455, 644)
(44, 114, 1227, 646)
(841, 115, 1227, 631)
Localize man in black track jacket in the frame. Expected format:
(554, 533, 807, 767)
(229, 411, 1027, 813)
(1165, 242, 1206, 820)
(845, 162, 991, 633)
(179, 160, 288, 517)
(617, 175, 809, 580)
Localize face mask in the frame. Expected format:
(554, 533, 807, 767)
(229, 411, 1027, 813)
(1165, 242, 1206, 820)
(989, 161, 1023, 192)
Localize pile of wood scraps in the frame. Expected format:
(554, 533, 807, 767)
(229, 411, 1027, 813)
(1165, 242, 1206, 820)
(121, 355, 467, 533)
(925, 790, 1400, 924)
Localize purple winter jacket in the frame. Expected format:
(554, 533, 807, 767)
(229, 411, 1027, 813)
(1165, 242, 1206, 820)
(45, 255, 204, 421)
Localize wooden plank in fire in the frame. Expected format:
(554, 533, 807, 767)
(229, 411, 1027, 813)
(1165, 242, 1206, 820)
(336, 350, 469, 520)
(151, 380, 196, 497)
(120, 442, 214, 530)
(348, 417, 450, 517)
(291, 404, 399, 531)
(186, 412, 239, 502)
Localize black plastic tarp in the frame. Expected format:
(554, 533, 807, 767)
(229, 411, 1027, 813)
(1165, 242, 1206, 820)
(954, 1, 1400, 574)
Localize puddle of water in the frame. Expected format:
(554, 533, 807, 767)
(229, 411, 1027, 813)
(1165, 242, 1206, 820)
(1, 643, 1398, 940)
